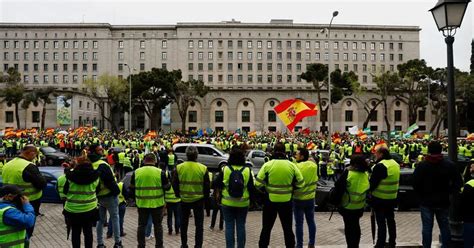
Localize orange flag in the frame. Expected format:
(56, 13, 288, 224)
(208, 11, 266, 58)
(274, 99, 318, 132)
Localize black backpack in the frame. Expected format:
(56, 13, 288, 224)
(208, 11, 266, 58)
(227, 165, 247, 198)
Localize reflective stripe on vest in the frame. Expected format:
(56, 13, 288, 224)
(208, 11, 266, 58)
(64, 178, 99, 213)
(135, 166, 165, 208)
(0, 206, 26, 248)
(293, 160, 318, 201)
(371, 159, 400, 200)
(177, 161, 207, 203)
(57, 175, 67, 199)
(221, 165, 251, 207)
(341, 170, 369, 210)
(165, 172, 181, 203)
(2, 157, 42, 201)
(92, 160, 115, 196)
(255, 160, 304, 203)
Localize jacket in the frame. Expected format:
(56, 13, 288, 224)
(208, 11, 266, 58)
(63, 166, 100, 197)
(89, 158, 120, 197)
(413, 154, 462, 208)
(0, 201, 36, 232)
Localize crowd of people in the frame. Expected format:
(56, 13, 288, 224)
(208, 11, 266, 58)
(0, 128, 474, 248)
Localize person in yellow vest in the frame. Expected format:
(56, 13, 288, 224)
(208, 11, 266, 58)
(172, 146, 210, 248)
(2, 144, 46, 239)
(0, 185, 36, 248)
(167, 149, 176, 171)
(255, 142, 305, 248)
(62, 157, 100, 248)
(0, 153, 6, 175)
(334, 155, 370, 248)
(213, 145, 256, 248)
(130, 153, 170, 248)
(107, 175, 128, 239)
(461, 162, 474, 248)
(369, 147, 400, 248)
(293, 147, 318, 248)
(86, 145, 122, 248)
(164, 166, 181, 235)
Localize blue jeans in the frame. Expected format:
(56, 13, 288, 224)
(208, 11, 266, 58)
(107, 203, 126, 236)
(222, 205, 248, 248)
(167, 202, 181, 232)
(464, 222, 474, 248)
(145, 214, 153, 237)
(97, 195, 121, 245)
(293, 199, 316, 248)
(420, 206, 451, 248)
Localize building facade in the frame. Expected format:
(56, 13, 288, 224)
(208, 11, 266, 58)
(0, 20, 431, 132)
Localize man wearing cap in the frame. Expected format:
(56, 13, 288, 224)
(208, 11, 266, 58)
(2, 144, 46, 239)
(172, 146, 210, 248)
(130, 153, 170, 248)
(0, 185, 36, 247)
(87, 144, 122, 248)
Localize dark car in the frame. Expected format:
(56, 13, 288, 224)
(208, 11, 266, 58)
(39, 146, 70, 166)
(0, 166, 64, 203)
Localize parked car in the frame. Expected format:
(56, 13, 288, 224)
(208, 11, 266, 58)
(173, 143, 229, 171)
(39, 146, 70, 167)
(245, 149, 267, 173)
(0, 166, 64, 203)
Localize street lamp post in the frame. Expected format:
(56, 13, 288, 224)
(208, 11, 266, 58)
(430, 0, 470, 245)
(124, 64, 132, 132)
(326, 10, 339, 150)
(430, 0, 470, 162)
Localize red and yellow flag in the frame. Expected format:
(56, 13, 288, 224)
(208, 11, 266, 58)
(274, 99, 318, 132)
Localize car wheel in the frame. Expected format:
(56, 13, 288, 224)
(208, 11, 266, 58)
(47, 159, 54, 166)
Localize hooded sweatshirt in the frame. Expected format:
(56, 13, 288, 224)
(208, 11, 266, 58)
(63, 166, 100, 195)
(413, 154, 462, 208)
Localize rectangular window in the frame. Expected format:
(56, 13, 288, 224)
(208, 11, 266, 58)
(118, 41, 123, 49)
(162, 40, 167, 48)
(43, 75, 48, 83)
(197, 52, 203, 60)
(315, 41, 320, 49)
(208, 52, 213, 60)
(92, 52, 98, 60)
(227, 63, 233, 70)
(257, 52, 262, 60)
(227, 74, 233, 82)
(140, 63, 145, 71)
(242, 111, 250, 122)
(237, 40, 242, 49)
(371, 53, 376, 61)
(247, 75, 253, 83)
(92, 64, 98, 71)
(267, 41, 272, 49)
(395, 110, 402, 122)
(379, 43, 385, 50)
(208, 63, 213, 70)
(345, 110, 353, 122)
(398, 54, 403, 61)
(198, 63, 203, 71)
(305, 41, 311, 49)
(380, 53, 385, 61)
(53, 41, 59, 49)
(83, 41, 88, 49)
(93, 41, 98, 49)
(305, 52, 311, 61)
(215, 111, 224, 123)
(237, 52, 243, 60)
(198, 40, 203, 49)
(343, 53, 348, 61)
(24, 41, 29, 49)
(188, 111, 197, 122)
(268, 110, 276, 122)
(63, 41, 68, 49)
(370, 110, 378, 121)
(208, 74, 213, 82)
(267, 75, 272, 83)
(324, 41, 329, 49)
(188, 63, 193, 70)
(398, 43, 403, 50)
(188, 40, 194, 48)
(162, 52, 167, 60)
(296, 41, 301, 49)
(63, 75, 69, 83)
(140, 52, 145, 60)
(257, 41, 262, 49)
(343, 42, 348, 50)
(227, 52, 233, 60)
(333, 42, 339, 50)
(352, 53, 358, 61)
(248, 63, 253, 71)
(83, 52, 88, 60)
(82, 64, 87, 72)
(188, 52, 194, 60)
(208, 40, 213, 48)
(419, 110, 426, 121)
(5, 111, 14, 123)
(63, 64, 68, 72)
(53, 75, 59, 84)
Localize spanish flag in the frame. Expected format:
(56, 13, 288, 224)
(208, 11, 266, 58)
(274, 99, 318, 132)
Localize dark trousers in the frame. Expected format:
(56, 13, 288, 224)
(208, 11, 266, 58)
(167, 202, 181, 233)
(210, 206, 223, 229)
(137, 207, 164, 248)
(258, 200, 295, 248)
(180, 199, 204, 248)
(374, 206, 396, 248)
(71, 222, 93, 248)
(339, 208, 364, 248)
(28, 199, 41, 237)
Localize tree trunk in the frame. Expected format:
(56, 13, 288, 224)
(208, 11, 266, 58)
(408, 105, 418, 125)
(14, 103, 20, 129)
(315, 85, 326, 130)
(41, 103, 46, 130)
(435, 118, 443, 138)
(383, 99, 391, 143)
(149, 106, 162, 131)
(180, 111, 187, 133)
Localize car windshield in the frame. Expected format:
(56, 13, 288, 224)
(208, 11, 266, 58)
(42, 147, 57, 153)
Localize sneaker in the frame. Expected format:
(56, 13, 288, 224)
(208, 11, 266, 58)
(113, 242, 122, 248)
(145, 235, 154, 240)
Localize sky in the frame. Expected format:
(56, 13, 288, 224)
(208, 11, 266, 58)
(0, 0, 472, 71)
